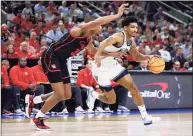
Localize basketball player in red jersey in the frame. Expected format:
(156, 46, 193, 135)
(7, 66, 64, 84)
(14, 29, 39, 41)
(26, 4, 128, 130)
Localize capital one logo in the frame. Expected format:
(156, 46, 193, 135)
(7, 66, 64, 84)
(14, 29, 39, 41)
(128, 82, 170, 101)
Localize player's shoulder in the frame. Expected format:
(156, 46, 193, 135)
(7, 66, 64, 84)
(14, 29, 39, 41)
(110, 32, 124, 42)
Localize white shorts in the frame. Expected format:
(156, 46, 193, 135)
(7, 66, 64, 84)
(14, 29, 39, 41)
(90, 57, 128, 89)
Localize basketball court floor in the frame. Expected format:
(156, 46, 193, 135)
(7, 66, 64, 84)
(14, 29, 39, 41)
(1, 109, 192, 136)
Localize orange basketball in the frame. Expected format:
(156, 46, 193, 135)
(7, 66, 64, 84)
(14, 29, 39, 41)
(148, 57, 165, 74)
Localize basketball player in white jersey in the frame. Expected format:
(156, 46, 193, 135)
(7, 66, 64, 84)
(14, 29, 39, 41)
(87, 16, 161, 125)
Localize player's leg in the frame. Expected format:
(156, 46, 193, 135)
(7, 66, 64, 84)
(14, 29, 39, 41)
(87, 71, 116, 109)
(116, 74, 153, 125)
(25, 60, 72, 118)
(30, 52, 72, 130)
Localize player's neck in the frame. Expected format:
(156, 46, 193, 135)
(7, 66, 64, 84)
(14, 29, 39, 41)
(123, 30, 132, 41)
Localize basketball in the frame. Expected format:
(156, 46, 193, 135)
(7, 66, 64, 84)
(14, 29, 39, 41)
(148, 57, 165, 74)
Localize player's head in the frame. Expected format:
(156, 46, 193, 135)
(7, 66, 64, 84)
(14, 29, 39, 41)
(121, 16, 138, 37)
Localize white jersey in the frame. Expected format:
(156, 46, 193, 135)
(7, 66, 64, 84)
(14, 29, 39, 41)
(90, 30, 132, 87)
(103, 30, 133, 53)
(99, 30, 133, 67)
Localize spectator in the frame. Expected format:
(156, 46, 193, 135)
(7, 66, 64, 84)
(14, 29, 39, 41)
(153, 7, 164, 21)
(144, 41, 154, 55)
(34, 1, 46, 15)
(13, 10, 24, 26)
(33, 20, 48, 36)
(57, 21, 68, 37)
(30, 59, 49, 83)
(36, 46, 48, 58)
(77, 60, 98, 113)
(104, 25, 116, 38)
(13, 26, 25, 49)
(181, 37, 192, 58)
(150, 44, 161, 55)
(2, 45, 19, 59)
(21, 13, 34, 31)
(170, 61, 180, 71)
(173, 47, 186, 68)
(46, 1, 59, 15)
(10, 57, 45, 111)
(18, 42, 35, 58)
(161, 27, 169, 40)
(170, 42, 180, 58)
(159, 44, 171, 63)
(137, 42, 146, 55)
(134, 33, 141, 46)
(2, 59, 10, 72)
(153, 33, 162, 45)
(187, 25, 193, 36)
(22, 1, 33, 16)
(1, 24, 12, 45)
(1, 65, 13, 115)
(46, 22, 62, 44)
(29, 32, 40, 53)
(180, 61, 189, 72)
(58, 1, 70, 18)
(186, 48, 192, 67)
(134, 61, 149, 71)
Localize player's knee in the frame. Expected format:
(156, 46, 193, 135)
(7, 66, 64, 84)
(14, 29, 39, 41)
(126, 81, 137, 91)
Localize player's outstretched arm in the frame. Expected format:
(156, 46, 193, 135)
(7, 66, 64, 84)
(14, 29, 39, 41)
(80, 4, 128, 31)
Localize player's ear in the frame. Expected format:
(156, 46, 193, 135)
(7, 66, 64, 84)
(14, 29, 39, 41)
(123, 26, 127, 31)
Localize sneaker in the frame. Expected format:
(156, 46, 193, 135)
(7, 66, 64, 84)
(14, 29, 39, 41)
(31, 117, 51, 131)
(75, 106, 86, 113)
(143, 115, 153, 125)
(95, 107, 105, 113)
(87, 109, 94, 114)
(62, 108, 69, 114)
(104, 107, 113, 113)
(117, 105, 130, 112)
(2, 109, 13, 116)
(14, 109, 25, 116)
(25, 94, 35, 118)
(86, 88, 96, 110)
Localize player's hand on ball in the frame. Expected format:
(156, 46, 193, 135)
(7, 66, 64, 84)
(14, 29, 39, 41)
(94, 53, 101, 67)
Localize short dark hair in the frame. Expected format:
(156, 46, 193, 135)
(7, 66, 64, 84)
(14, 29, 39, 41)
(121, 16, 138, 27)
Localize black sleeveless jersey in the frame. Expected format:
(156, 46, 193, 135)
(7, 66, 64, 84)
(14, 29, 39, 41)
(49, 31, 91, 60)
